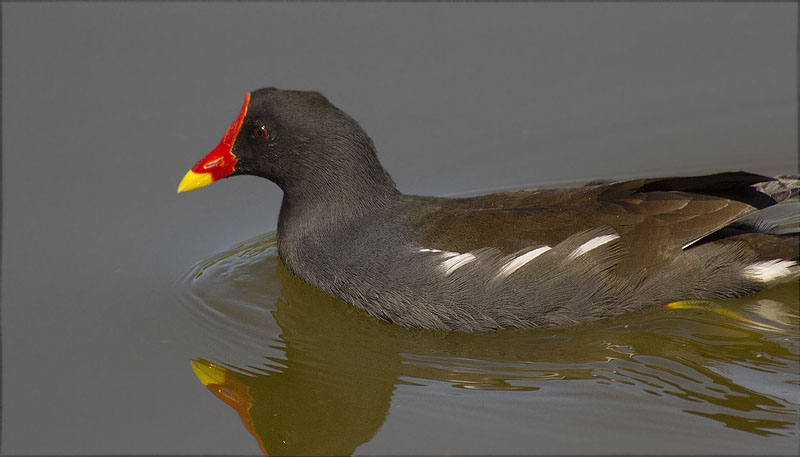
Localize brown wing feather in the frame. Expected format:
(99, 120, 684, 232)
(411, 172, 784, 273)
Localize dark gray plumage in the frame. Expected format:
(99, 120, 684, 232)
(185, 88, 800, 332)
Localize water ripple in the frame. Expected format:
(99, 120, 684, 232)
(176, 206, 799, 454)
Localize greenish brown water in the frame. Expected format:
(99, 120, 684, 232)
(179, 211, 799, 455)
(3, 3, 798, 454)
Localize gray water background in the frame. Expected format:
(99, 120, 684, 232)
(2, 3, 798, 454)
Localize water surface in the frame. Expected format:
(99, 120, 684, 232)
(176, 198, 799, 455)
(2, 3, 798, 455)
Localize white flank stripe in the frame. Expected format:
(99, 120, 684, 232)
(496, 246, 552, 278)
(567, 234, 620, 260)
(743, 260, 799, 283)
(441, 253, 477, 276)
(419, 248, 460, 259)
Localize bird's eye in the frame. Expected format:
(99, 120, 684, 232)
(253, 125, 268, 140)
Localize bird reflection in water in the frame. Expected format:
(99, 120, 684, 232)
(182, 233, 799, 455)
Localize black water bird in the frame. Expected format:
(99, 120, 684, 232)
(179, 88, 799, 331)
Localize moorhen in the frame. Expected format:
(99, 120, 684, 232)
(178, 88, 799, 331)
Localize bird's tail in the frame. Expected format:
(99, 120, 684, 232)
(752, 174, 799, 203)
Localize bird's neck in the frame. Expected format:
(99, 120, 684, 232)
(276, 153, 401, 254)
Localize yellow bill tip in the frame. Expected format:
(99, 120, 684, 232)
(190, 359, 227, 386)
(177, 170, 214, 194)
